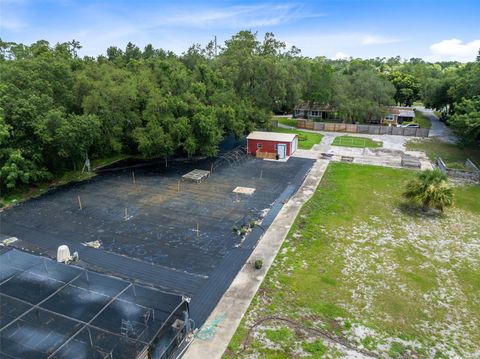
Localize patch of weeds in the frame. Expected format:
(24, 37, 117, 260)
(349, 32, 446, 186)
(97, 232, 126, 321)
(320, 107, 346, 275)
(266, 302, 278, 313)
(414, 346, 429, 357)
(311, 302, 346, 320)
(434, 350, 450, 359)
(361, 336, 377, 350)
(397, 333, 415, 341)
(277, 273, 293, 286)
(388, 341, 408, 358)
(402, 270, 437, 291)
(257, 348, 292, 359)
(265, 326, 294, 350)
(239, 225, 249, 235)
(304, 319, 313, 328)
(302, 340, 327, 356)
(320, 275, 337, 286)
(249, 338, 266, 350)
(455, 266, 480, 299)
(343, 320, 352, 330)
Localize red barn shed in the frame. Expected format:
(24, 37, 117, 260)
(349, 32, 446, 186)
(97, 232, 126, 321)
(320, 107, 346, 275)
(247, 131, 298, 160)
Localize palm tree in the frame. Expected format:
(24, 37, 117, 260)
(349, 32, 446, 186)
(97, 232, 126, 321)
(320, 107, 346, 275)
(403, 169, 453, 212)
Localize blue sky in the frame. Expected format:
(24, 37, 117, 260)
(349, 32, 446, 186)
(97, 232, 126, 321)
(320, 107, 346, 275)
(1, 0, 479, 61)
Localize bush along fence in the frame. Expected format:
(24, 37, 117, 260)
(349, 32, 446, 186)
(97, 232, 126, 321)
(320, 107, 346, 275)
(296, 120, 430, 137)
(436, 157, 480, 182)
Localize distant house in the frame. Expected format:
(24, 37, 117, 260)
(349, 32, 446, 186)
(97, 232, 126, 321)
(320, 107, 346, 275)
(383, 106, 415, 125)
(293, 102, 335, 120)
(247, 131, 298, 160)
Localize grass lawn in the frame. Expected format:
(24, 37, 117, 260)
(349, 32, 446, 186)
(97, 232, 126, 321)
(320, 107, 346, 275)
(0, 154, 129, 208)
(225, 163, 480, 358)
(414, 110, 432, 129)
(331, 135, 382, 148)
(406, 138, 480, 167)
(272, 128, 323, 150)
(274, 117, 298, 128)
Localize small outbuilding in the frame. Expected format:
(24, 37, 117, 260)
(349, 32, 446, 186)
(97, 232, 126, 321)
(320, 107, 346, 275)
(247, 131, 298, 160)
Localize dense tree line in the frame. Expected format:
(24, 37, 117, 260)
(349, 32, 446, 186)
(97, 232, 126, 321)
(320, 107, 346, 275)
(0, 31, 478, 192)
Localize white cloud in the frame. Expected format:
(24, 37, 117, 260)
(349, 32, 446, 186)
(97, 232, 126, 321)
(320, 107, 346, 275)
(334, 51, 349, 59)
(21, 2, 322, 56)
(360, 35, 401, 46)
(154, 4, 323, 29)
(429, 38, 480, 61)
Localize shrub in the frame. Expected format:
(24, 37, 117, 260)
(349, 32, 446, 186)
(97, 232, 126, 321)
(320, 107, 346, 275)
(403, 169, 453, 212)
(303, 340, 327, 355)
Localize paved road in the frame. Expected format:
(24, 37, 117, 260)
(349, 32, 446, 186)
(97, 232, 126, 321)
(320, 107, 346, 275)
(415, 107, 457, 143)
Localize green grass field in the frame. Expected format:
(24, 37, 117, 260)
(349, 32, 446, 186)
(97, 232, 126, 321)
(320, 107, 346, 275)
(272, 128, 323, 150)
(274, 117, 298, 127)
(225, 163, 480, 358)
(331, 135, 382, 148)
(406, 138, 480, 167)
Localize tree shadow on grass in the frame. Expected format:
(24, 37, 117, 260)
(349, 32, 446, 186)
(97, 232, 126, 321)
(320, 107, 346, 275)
(397, 201, 446, 219)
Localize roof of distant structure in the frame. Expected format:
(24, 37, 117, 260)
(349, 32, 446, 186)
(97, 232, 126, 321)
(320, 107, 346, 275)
(294, 102, 336, 112)
(389, 106, 415, 118)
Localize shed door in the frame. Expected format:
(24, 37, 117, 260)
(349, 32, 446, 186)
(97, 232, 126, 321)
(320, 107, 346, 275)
(277, 144, 286, 159)
(292, 138, 298, 153)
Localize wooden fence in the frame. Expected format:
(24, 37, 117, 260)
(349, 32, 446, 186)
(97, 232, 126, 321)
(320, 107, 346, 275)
(296, 120, 430, 137)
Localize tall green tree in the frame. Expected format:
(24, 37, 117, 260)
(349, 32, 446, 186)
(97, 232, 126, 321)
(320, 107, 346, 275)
(386, 71, 421, 106)
(449, 96, 480, 146)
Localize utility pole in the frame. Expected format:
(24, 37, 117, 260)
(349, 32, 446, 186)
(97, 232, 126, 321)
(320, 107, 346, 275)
(214, 35, 217, 57)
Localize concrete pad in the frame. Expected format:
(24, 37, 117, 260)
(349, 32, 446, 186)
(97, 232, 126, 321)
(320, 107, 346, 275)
(327, 145, 432, 170)
(232, 187, 256, 195)
(292, 149, 318, 159)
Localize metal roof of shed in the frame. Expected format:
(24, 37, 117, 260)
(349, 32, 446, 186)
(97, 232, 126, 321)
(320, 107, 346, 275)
(247, 131, 297, 142)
